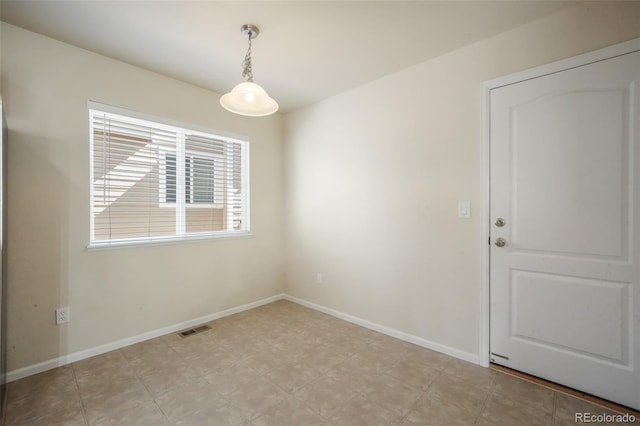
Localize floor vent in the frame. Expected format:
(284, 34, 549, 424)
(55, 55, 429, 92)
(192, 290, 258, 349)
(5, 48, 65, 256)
(178, 324, 211, 338)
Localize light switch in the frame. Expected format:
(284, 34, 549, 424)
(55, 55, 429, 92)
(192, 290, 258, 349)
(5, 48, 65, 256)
(458, 201, 471, 218)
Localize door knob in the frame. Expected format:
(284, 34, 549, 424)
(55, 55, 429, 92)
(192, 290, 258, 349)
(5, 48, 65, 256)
(495, 238, 506, 247)
(495, 218, 506, 227)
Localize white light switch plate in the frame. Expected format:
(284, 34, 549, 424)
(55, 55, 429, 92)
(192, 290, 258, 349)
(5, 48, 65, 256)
(458, 201, 471, 218)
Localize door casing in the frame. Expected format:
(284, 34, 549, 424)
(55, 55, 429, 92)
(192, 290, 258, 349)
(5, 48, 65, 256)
(479, 37, 640, 368)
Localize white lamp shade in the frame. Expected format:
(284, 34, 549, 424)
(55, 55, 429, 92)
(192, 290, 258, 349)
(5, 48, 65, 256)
(220, 81, 279, 117)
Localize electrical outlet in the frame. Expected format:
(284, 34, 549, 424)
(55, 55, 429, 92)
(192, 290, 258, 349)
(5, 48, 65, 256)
(55, 307, 69, 325)
(315, 272, 324, 284)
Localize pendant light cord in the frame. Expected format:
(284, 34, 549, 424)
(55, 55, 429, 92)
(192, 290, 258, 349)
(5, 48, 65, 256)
(242, 35, 254, 82)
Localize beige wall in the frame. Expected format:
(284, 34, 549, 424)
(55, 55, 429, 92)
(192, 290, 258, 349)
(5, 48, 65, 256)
(2, 1, 640, 375)
(1, 23, 285, 371)
(284, 2, 640, 359)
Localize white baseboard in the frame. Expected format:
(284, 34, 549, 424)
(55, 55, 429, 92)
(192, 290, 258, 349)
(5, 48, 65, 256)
(6, 293, 285, 383)
(9, 292, 479, 382)
(283, 294, 480, 365)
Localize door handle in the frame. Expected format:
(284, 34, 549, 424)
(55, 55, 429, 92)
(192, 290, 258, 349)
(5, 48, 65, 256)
(495, 238, 506, 247)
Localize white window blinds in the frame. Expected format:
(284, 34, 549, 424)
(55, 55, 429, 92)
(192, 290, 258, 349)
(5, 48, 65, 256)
(89, 105, 249, 247)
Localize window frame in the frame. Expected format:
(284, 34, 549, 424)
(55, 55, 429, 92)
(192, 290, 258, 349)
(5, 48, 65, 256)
(88, 101, 251, 249)
(158, 149, 225, 209)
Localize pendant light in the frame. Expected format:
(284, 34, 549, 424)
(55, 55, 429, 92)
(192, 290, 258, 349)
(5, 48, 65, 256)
(220, 24, 279, 117)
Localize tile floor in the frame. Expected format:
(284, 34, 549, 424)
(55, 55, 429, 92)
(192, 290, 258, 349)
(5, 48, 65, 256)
(5, 300, 637, 425)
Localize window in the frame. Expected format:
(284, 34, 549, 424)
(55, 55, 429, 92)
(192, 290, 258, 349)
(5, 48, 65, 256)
(89, 103, 250, 247)
(160, 151, 224, 207)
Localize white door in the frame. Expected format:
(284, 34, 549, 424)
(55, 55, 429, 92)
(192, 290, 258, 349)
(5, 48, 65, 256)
(490, 49, 640, 409)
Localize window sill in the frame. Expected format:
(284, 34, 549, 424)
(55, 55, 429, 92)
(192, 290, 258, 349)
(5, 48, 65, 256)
(87, 232, 253, 251)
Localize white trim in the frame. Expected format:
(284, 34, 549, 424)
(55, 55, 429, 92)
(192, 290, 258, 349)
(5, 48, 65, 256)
(9, 292, 484, 383)
(6, 294, 285, 383)
(478, 82, 492, 368)
(479, 37, 640, 368)
(284, 295, 479, 365)
(87, 100, 248, 143)
(483, 38, 640, 91)
(86, 232, 253, 251)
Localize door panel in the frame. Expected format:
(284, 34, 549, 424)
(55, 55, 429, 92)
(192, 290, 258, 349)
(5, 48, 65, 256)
(490, 51, 640, 409)
(512, 89, 628, 258)
(511, 271, 628, 363)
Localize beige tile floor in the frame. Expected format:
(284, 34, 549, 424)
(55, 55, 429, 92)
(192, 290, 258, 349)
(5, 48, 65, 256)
(5, 300, 637, 425)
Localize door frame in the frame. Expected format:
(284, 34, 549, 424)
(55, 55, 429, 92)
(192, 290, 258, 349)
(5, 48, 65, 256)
(479, 37, 640, 368)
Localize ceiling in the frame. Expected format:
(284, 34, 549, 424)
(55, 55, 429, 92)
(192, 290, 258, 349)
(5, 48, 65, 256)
(0, 1, 572, 113)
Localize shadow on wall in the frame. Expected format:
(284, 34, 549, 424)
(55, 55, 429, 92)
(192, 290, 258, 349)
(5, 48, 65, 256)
(7, 128, 71, 371)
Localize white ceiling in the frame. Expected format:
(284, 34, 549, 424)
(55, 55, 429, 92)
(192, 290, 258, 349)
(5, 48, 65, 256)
(0, 1, 571, 112)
